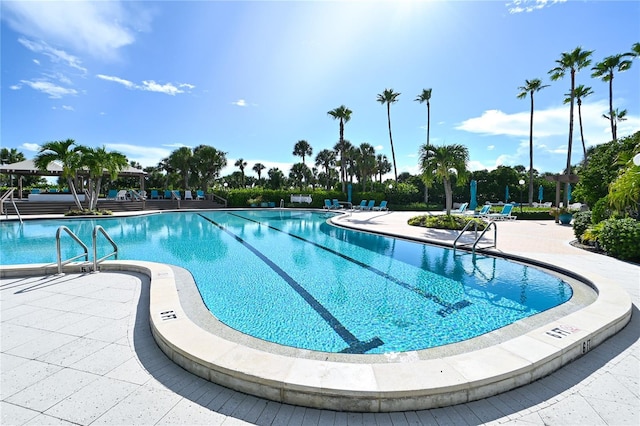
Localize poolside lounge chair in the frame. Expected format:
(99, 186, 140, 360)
(323, 199, 333, 209)
(116, 190, 128, 201)
(164, 190, 173, 199)
(171, 190, 181, 200)
(31, 188, 41, 194)
(150, 190, 161, 199)
(362, 200, 376, 211)
(353, 200, 368, 210)
(331, 199, 344, 209)
(485, 204, 516, 221)
(373, 200, 388, 211)
(106, 189, 117, 200)
(476, 205, 491, 217)
(196, 190, 205, 200)
(185, 190, 193, 200)
(450, 203, 468, 215)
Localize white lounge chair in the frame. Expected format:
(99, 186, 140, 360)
(185, 190, 193, 200)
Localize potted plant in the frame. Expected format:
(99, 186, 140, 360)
(549, 206, 573, 225)
(247, 196, 262, 207)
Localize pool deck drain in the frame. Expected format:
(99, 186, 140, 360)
(1, 210, 638, 423)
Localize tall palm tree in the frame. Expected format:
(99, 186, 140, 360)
(549, 46, 593, 205)
(327, 105, 352, 192)
(591, 54, 633, 141)
(628, 42, 640, 58)
(517, 78, 549, 205)
(293, 140, 312, 165)
(234, 158, 247, 187)
(563, 84, 593, 164)
(252, 162, 266, 183)
(415, 88, 432, 202)
(166, 147, 193, 189)
(81, 146, 128, 210)
(377, 88, 401, 182)
(192, 145, 227, 191)
(419, 144, 469, 215)
(34, 139, 83, 209)
(315, 149, 336, 190)
(355, 143, 376, 191)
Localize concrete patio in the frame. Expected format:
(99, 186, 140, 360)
(1, 211, 638, 425)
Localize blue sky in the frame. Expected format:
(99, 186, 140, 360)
(2, 0, 639, 179)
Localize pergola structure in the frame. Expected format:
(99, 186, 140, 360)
(0, 159, 147, 199)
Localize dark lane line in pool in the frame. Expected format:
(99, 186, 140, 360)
(196, 214, 383, 354)
(227, 212, 471, 317)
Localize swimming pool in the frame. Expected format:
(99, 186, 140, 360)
(0, 210, 572, 354)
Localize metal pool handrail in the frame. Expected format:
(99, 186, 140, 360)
(56, 226, 89, 274)
(453, 219, 497, 254)
(56, 225, 118, 274)
(92, 225, 118, 271)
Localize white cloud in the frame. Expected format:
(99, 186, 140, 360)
(506, 0, 567, 14)
(232, 99, 247, 107)
(61, 105, 74, 111)
(105, 143, 172, 167)
(10, 84, 21, 90)
(18, 38, 87, 73)
(487, 145, 495, 150)
(3, 1, 144, 60)
(20, 80, 78, 98)
(21, 143, 41, 153)
(96, 74, 193, 96)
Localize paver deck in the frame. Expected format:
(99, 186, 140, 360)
(1, 210, 638, 425)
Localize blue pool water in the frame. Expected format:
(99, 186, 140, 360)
(0, 210, 572, 354)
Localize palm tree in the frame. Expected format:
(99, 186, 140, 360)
(289, 163, 311, 190)
(377, 88, 401, 182)
(591, 54, 633, 141)
(563, 84, 593, 164)
(549, 46, 593, 205)
(355, 143, 376, 191)
(293, 140, 312, 165)
(252, 162, 266, 183)
(34, 139, 83, 209)
(375, 154, 391, 183)
(415, 89, 432, 202)
(0, 147, 26, 187)
(419, 144, 469, 215)
(315, 149, 336, 190)
(628, 42, 640, 58)
(234, 158, 247, 187)
(327, 105, 352, 192)
(192, 145, 227, 191)
(166, 147, 193, 189)
(81, 146, 128, 210)
(517, 78, 549, 205)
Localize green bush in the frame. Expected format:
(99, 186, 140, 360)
(65, 209, 113, 216)
(408, 214, 487, 231)
(591, 197, 611, 224)
(599, 218, 640, 261)
(572, 211, 592, 240)
(581, 222, 604, 246)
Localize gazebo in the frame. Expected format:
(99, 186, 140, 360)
(0, 159, 147, 199)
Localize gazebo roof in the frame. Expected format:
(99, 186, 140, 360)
(0, 159, 147, 177)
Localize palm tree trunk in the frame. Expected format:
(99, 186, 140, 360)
(608, 76, 615, 141)
(387, 105, 398, 182)
(565, 71, 576, 206)
(67, 177, 83, 210)
(444, 178, 452, 215)
(424, 104, 431, 204)
(528, 93, 534, 205)
(578, 101, 588, 165)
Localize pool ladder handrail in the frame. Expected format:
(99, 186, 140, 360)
(453, 219, 497, 255)
(1, 188, 23, 224)
(56, 225, 118, 274)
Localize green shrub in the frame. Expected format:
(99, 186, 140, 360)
(581, 222, 604, 246)
(599, 218, 640, 261)
(591, 197, 611, 224)
(65, 209, 113, 216)
(408, 214, 487, 231)
(572, 211, 592, 240)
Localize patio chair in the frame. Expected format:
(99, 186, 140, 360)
(196, 190, 205, 200)
(171, 190, 181, 200)
(372, 200, 388, 211)
(185, 190, 193, 200)
(353, 200, 368, 210)
(150, 190, 161, 199)
(450, 203, 468, 215)
(476, 205, 491, 217)
(362, 200, 376, 211)
(164, 190, 172, 199)
(485, 204, 516, 221)
(106, 189, 118, 200)
(116, 190, 128, 201)
(331, 199, 344, 209)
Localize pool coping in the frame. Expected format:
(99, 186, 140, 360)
(1, 241, 632, 412)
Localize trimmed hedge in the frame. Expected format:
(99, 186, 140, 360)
(599, 218, 640, 261)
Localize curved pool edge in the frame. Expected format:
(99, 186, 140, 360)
(1, 259, 631, 412)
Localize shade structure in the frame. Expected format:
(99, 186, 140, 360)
(538, 185, 544, 203)
(505, 185, 509, 203)
(347, 183, 352, 203)
(469, 180, 478, 210)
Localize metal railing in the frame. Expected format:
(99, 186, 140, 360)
(56, 225, 118, 274)
(211, 193, 227, 207)
(92, 225, 118, 271)
(1, 188, 23, 223)
(453, 219, 497, 255)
